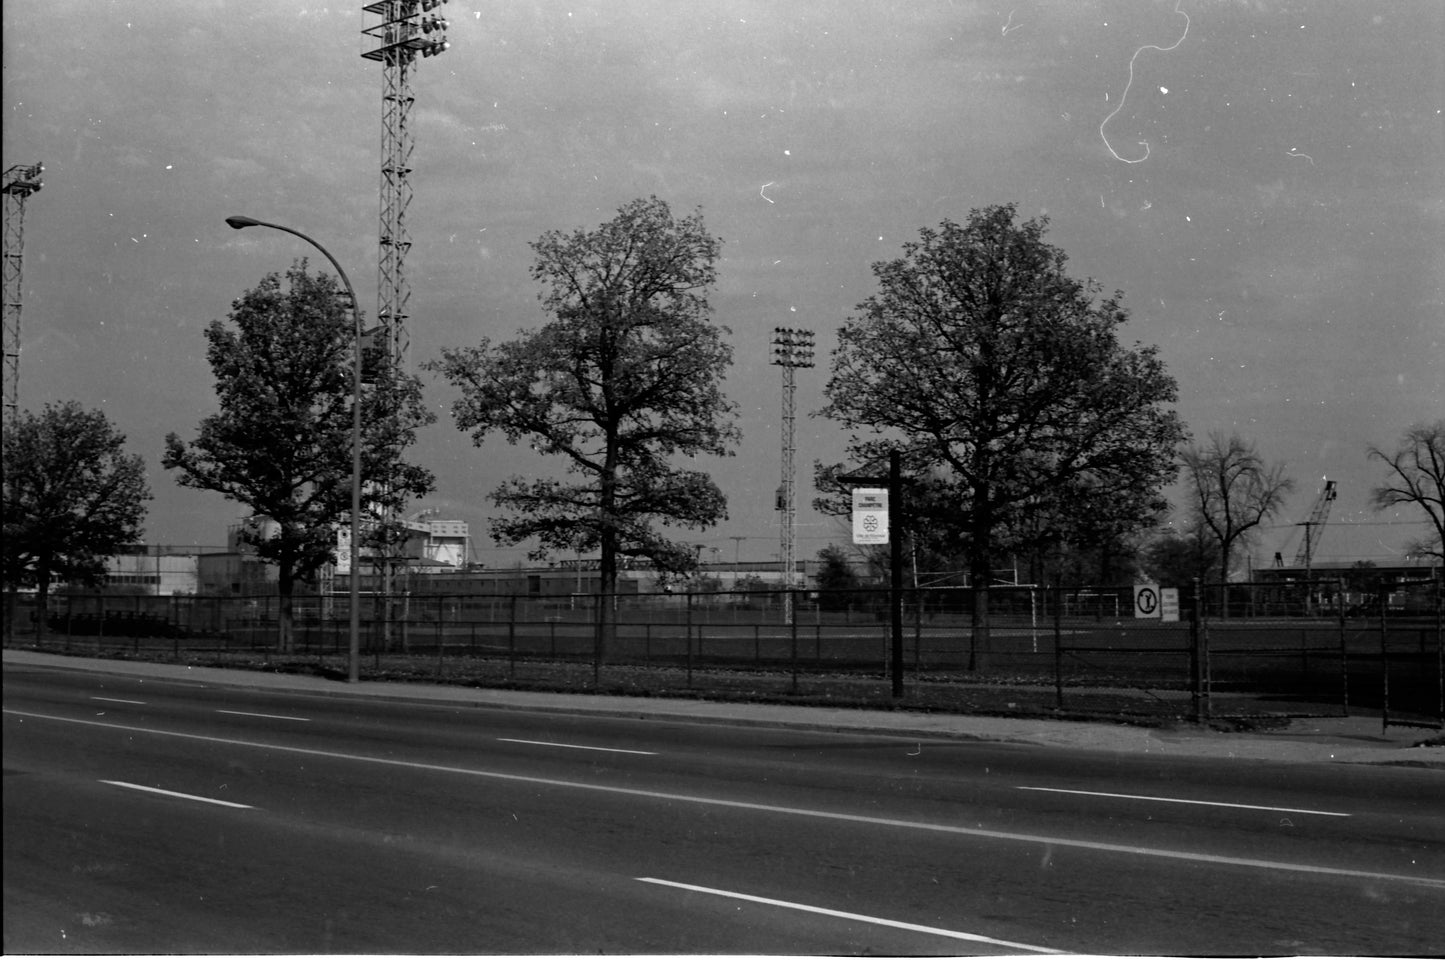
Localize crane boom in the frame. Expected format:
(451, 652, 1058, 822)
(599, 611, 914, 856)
(1293, 479, 1337, 567)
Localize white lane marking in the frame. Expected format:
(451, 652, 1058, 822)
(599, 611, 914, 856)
(1018, 786, 1352, 818)
(100, 780, 253, 809)
(217, 709, 311, 723)
(9, 709, 1439, 889)
(497, 737, 656, 756)
(90, 697, 146, 705)
(638, 877, 1065, 953)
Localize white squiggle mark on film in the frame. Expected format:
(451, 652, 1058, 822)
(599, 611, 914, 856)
(1286, 147, 1314, 165)
(760, 181, 775, 203)
(1099, 1, 1191, 163)
(1002, 10, 1023, 36)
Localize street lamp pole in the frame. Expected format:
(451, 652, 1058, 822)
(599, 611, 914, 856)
(225, 215, 364, 683)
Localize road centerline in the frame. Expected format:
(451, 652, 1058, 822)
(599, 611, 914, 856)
(10, 708, 1439, 889)
(99, 780, 254, 809)
(637, 877, 1067, 953)
(497, 737, 656, 756)
(1017, 785, 1352, 817)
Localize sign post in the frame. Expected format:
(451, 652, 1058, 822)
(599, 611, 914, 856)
(842, 452, 904, 698)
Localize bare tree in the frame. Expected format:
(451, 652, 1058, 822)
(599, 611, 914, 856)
(1368, 419, 1445, 562)
(1180, 432, 1294, 605)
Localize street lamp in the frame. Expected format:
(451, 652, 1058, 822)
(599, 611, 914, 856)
(225, 215, 364, 683)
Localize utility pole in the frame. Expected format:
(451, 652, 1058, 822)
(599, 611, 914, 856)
(772, 327, 815, 624)
(2, 162, 44, 426)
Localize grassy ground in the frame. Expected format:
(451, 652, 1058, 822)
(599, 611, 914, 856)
(12, 638, 1356, 731)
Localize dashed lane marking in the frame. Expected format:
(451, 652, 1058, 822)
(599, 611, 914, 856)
(7, 709, 1439, 889)
(216, 709, 312, 723)
(637, 877, 1066, 953)
(100, 780, 253, 809)
(497, 737, 656, 756)
(1018, 786, 1352, 817)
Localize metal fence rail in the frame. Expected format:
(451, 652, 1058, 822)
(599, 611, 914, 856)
(6, 579, 1440, 727)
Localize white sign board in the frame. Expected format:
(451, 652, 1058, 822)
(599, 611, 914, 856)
(1133, 582, 1161, 619)
(852, 487, 889, 545)
(1159, 588, 1180, 622)
(335, 526, 351, 575)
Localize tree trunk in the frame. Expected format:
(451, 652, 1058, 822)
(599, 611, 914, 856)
(35, 564, 51, 645)
(595, 442, 620, 686)
(968, 497, 993, 672)
(277, 552, 295, 654)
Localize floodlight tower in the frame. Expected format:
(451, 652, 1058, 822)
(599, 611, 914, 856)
(2, 162, 44, 425)
(360, 0, 449, 370)
(772, 326, 815, 623)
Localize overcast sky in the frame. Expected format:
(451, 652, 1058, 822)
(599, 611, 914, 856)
(4, 0, 1442, 570)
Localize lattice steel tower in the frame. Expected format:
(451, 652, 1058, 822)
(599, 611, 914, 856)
(772, 326, 815, 623)
(361, 1, 449, 369)
(3, 162, 44, 425)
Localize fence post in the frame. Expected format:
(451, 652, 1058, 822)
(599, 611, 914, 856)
(1380, 585, 1390, 734)
(1436, 569, 1444, 728)
(507, 594, 517, 667)
(913, 587, 923, 675)
(1189, 579, 1202, 722)
(1053, 581, 1064, 710)
(1338, 576, 1349, 717)
(686, 591, 694, 688)
(790, 594, 799, 694)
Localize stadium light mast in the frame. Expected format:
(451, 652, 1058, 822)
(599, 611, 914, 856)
(2, 162, 44, 425)
(772, 326, 815, 624)
(360, 0, 449, 371)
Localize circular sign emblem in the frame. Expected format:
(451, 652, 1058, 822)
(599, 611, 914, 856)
(1135, 586, 1158, 615)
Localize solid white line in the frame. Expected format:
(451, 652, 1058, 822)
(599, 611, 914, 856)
(90, 696, 145, 705)
(216, 709, 312, 723)
(1017, 786, 1352, 818)
(497, 737, 656, 756)
(637, 877, 1066, 953)
(100, 780, 253, 809)
(9, 709, 1439, 889)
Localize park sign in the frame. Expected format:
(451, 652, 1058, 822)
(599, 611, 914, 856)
(1160, 587, 1180, 622)
(852, 487, 888, 545)
(1133, 582, 1161, 619)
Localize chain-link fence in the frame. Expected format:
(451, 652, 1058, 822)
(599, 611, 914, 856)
(6, 578, 1440, 727)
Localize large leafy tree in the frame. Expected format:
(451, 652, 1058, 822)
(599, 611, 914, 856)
(429, 197, 739, 662)
(1180, 431, 1294, 599)
(3, 402, 151, 636)
(1368, 419, 1445, 562)
(1138, 525, 1222, 588)
(164, 262, 434, 652)
(818, 203, 1184, 668)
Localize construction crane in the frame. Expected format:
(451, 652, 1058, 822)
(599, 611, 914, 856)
(360, 0, 450, 373)
(2, 161, 44, 425)
(1294, 479, 1337, 570)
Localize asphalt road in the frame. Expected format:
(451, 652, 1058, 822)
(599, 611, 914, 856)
(4, 663, 1443, 954)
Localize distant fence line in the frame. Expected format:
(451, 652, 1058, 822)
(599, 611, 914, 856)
(5, 579, 1441, 728)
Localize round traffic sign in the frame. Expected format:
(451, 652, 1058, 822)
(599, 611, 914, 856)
(1135, 586, 1158, 616)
